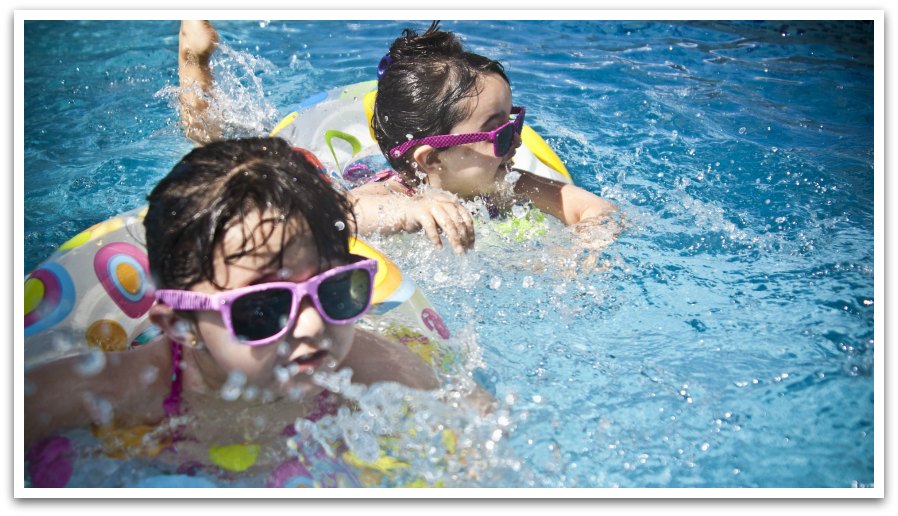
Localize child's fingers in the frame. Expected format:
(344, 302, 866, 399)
(433, 198, 474, 251)
(431, 206, 465, 254)
(417, 214, 443, 249)
(457, 206, 475, 249)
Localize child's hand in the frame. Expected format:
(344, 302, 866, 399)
(403, 191, 475, 254)
(569, 215, 622, 251)
(179, 21, 219, 63)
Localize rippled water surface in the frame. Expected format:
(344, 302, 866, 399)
(22, 19, 875, 488)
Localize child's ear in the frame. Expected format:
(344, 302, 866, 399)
(149, 304, 199, 347)
(411, 145, 443, 176)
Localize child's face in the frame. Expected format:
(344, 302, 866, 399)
(189, 210, 356, 397)
(428, 73, 522, 198)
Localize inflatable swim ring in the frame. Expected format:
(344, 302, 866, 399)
(23, 206, 453, 371)
(269, 80, 573, 187)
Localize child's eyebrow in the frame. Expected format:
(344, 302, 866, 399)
(481, 112, 507, 131)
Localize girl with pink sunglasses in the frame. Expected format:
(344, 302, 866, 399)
(24, 137, 439, 458)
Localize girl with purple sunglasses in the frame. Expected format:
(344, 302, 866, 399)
(24, 137, 439, 457)
(354, 21, 620, 252)
(178, 21, 619, 254)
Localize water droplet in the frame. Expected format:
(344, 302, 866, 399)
(334, 220, 346, 231)
(81, 392, 114, 426)
(141, 365, 159, 385)
(70, 349, 105, 378)
(504, 169, 521, 184)
(405, 133, 413, 141)
(220, 370, 247, 401)
(274, 365, 290, 384)
(738, 127, 746, 135)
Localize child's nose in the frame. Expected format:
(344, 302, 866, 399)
(290, 295, 326, 342)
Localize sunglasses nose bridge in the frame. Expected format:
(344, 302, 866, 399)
(288, 282, 330, 332)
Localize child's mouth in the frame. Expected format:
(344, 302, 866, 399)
(291, 350, 328, 373)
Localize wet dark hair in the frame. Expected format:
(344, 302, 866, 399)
(145, 137, 355, 290)
(372, 21, 509, 180)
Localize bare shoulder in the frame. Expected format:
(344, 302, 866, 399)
(25, 338, 173, 448)
(341, 329, 439, 391)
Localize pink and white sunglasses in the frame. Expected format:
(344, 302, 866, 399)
(155, 256, 377, 346)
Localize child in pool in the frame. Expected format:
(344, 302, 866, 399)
(360, 21, 619, 250)
(24, 137, 438, 454)
(177, 20, 619, 254)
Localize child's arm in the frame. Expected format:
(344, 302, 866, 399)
(347, 181, 475, 254)
(178, 20, 221, 145)
(342, 329, 439, 390)
(24, 341, 171, 449)
(514, 171, 621, 248)
(514, 170, 617, 226)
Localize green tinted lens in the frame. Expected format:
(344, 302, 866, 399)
(495, 123, 514, 156)
(318, 269, 371, 321)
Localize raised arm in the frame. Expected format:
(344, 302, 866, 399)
(178, 20, 221, 145)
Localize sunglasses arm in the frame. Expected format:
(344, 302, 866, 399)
(155, 290, 218, 311)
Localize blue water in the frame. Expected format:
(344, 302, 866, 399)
(22, 19, 875, 488)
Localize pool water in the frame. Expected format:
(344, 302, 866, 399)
(22, 19, 876, 488)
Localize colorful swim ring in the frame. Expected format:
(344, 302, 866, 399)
(23, 206, 454, 371)
(270, 80, 573, 186)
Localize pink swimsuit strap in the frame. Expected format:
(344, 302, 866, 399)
(367, 169, 417, 197)
(162, 340, 183, 418)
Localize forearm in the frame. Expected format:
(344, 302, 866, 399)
(347, 183, 417, 236)
(178, 20, 221, 145)
(565, 184, 617, 224)
(515, 171, 617, 225)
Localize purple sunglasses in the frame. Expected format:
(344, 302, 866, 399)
(155, 256, 378, 346)
(389, 106, 526, 159)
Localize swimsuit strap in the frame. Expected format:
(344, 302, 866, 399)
(367, 169, 416, 197)
(390, 173, 417, 197)
(162, 340, 183, 417)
